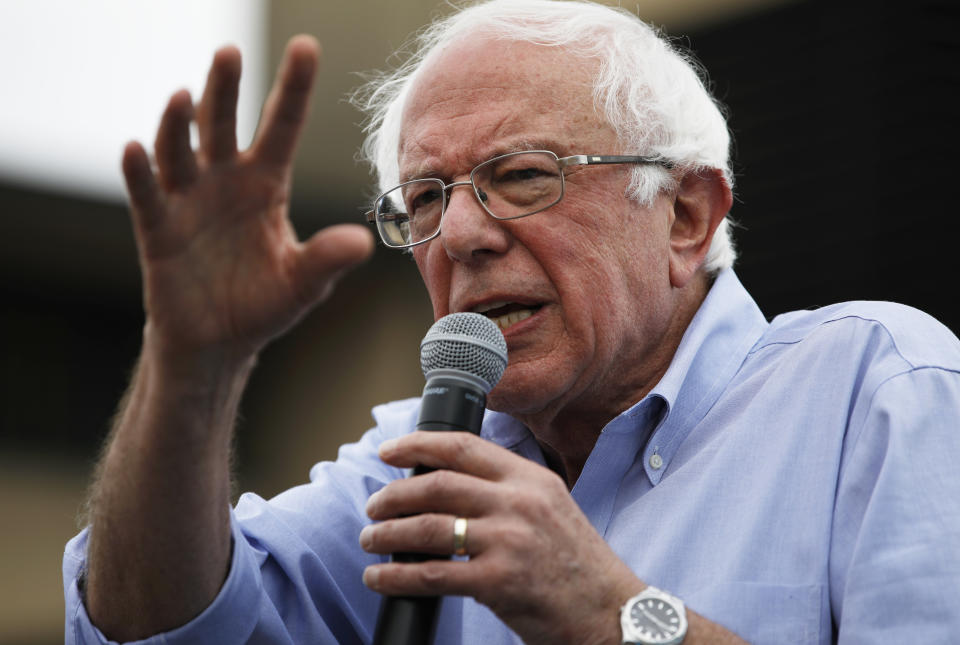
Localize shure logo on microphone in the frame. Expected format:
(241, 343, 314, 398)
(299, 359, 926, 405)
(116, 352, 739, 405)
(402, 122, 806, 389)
(423, 386, 449, 397)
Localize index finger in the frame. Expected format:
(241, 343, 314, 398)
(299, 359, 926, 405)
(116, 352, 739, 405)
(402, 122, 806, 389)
(378, 431, 524, 481)
(249, 35, 319, 169)
(196, 45, 241, 163)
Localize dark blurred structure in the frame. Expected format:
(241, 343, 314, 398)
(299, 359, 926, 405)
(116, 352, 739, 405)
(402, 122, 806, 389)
(689, 0, 958, 329)
(1, 0, 957, 641)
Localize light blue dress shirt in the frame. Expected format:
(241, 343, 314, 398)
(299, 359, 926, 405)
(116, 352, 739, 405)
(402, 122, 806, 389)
(64, 269, 960, 644)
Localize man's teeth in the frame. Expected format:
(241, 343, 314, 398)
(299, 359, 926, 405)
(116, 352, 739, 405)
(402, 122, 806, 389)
(471, 301, 537, 330)
(488, 308, 534, 330)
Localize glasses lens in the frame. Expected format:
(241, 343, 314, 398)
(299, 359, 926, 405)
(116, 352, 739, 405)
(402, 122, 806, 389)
(374, 179, 444, 247)
(472, 151, 563, 219)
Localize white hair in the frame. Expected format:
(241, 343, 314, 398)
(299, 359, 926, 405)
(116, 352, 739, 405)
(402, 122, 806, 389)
(353, 0, 736, 273)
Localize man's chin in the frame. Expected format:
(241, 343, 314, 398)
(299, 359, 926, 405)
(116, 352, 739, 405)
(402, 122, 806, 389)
(487, 376, 556, 419)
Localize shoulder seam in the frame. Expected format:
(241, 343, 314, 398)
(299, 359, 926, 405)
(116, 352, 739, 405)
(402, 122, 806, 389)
(751, 312, 935, 371)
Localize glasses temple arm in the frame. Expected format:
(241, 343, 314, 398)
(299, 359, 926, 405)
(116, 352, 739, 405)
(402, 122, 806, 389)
(557, 154, 674, 169)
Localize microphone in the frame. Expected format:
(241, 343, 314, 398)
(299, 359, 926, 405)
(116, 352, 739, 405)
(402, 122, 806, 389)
(372, 312, 508, 645)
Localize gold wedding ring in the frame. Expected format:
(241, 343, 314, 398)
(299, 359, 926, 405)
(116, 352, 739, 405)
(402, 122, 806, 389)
(453, 517, 468, 556)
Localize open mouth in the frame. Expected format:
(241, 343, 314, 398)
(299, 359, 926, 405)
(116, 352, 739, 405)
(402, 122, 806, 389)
(471, 300, 543, 331)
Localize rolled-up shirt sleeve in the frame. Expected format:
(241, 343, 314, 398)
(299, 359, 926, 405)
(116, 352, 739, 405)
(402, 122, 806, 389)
(63, 399, 417, 645)
(65, 511, 282, 645)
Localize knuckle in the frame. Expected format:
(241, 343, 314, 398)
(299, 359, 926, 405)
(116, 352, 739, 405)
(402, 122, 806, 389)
(538, 468, 569, 496)
(510, 472, 569, 518)
(418, 514, 448, 549)
(424, 469, 454, 497)
(506, 488, 543, 519)
(432, 467, 455, 489)
(443, 432, 475, 469)
(418, 560, 449, 587)
(497, 523, 533, 554)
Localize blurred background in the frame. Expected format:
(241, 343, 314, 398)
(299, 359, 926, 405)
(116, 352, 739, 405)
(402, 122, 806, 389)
(1, 0, 956, 641)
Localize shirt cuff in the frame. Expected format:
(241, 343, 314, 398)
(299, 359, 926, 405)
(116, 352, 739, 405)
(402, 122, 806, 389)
(64, 509, 263, 644)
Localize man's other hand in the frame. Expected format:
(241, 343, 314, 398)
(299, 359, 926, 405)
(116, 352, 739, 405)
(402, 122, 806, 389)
(122, 35, 373, 364)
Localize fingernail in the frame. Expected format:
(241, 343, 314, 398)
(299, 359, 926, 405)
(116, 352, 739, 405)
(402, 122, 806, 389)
(365, 490, 380, 516)
(363, 567, 380, 590)
(379, 438, 399, 456)
(359, 525, 373, 549)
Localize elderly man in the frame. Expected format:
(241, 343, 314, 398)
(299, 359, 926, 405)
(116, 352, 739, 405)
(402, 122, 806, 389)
(63, 1, 960, 643)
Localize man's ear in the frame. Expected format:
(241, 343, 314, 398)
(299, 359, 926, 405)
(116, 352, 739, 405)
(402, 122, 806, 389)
(668, 168, 733, 288)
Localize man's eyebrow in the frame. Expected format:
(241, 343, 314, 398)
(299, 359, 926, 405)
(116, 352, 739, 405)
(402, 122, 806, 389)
(399, 140, 561, 183)
(399, 164, 439, 184)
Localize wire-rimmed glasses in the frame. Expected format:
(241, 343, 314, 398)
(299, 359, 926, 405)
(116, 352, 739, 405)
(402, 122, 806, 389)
(365, 150, 671, 248)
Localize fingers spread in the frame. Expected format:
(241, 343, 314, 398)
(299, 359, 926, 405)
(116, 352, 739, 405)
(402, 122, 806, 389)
(154, 89, 198, 192)
(252, 35, 320, 169)
(122, 141, 165, 232)
(290, 223, 373, 308)
(197, 46, 241, 163)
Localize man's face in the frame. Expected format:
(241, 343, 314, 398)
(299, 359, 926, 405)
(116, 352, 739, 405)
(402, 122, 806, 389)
(400, 38, 684, 425)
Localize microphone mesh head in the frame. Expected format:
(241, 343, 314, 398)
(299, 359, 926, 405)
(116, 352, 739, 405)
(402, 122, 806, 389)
(420, 313, 508, 392)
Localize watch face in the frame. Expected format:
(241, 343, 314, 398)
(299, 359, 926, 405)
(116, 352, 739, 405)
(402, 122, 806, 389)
(628, 596, 683, 643)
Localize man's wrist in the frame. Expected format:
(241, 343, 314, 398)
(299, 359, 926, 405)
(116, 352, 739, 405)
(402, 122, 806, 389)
(143, 323, 258, 383)
(141, 326, 257, 413)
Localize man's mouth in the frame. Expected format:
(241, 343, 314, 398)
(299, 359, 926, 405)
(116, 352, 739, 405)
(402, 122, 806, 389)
(471, 300, 542, 331)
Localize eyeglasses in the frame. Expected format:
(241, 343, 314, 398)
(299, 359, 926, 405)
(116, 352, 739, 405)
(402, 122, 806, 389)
(365, 150, 671, 249)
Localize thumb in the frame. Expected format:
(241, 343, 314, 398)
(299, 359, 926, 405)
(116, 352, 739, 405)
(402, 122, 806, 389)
(292, 224, 375, 307)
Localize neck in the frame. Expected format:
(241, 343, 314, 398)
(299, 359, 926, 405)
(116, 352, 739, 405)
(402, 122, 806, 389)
(518, 275, 710, 488)
(521, 370, 663, 488)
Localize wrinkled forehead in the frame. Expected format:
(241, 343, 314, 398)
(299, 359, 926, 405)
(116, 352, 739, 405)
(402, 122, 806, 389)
(397, 37, 608, 180)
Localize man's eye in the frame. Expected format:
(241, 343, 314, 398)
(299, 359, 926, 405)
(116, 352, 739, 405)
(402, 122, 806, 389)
(410, 189, 441, 212)
(501, 167, 549, 182)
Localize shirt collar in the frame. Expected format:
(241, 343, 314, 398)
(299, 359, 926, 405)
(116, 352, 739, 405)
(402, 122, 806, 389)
(480, 406, 530, 449)
(635, 268, 768, 484)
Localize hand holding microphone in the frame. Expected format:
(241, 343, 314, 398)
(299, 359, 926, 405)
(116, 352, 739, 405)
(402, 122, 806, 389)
(372, 313, 507, 645)
(362, 313, 643, 645)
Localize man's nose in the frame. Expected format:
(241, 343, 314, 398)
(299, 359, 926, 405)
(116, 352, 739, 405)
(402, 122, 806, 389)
(439, 182, 510, 261)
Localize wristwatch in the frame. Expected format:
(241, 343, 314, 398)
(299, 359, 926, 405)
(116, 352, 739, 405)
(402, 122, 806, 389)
(620, 586, 688, 645)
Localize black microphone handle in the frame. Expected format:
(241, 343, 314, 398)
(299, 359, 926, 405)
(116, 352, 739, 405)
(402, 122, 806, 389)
(371, 375, 487, 645)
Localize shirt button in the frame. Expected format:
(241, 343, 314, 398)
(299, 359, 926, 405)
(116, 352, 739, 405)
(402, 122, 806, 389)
(649, 454, 663, 470)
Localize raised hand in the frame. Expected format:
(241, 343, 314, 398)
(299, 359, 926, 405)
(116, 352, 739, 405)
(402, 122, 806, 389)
(122, 35, 373, 362)
(83, 38, 374, 641)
